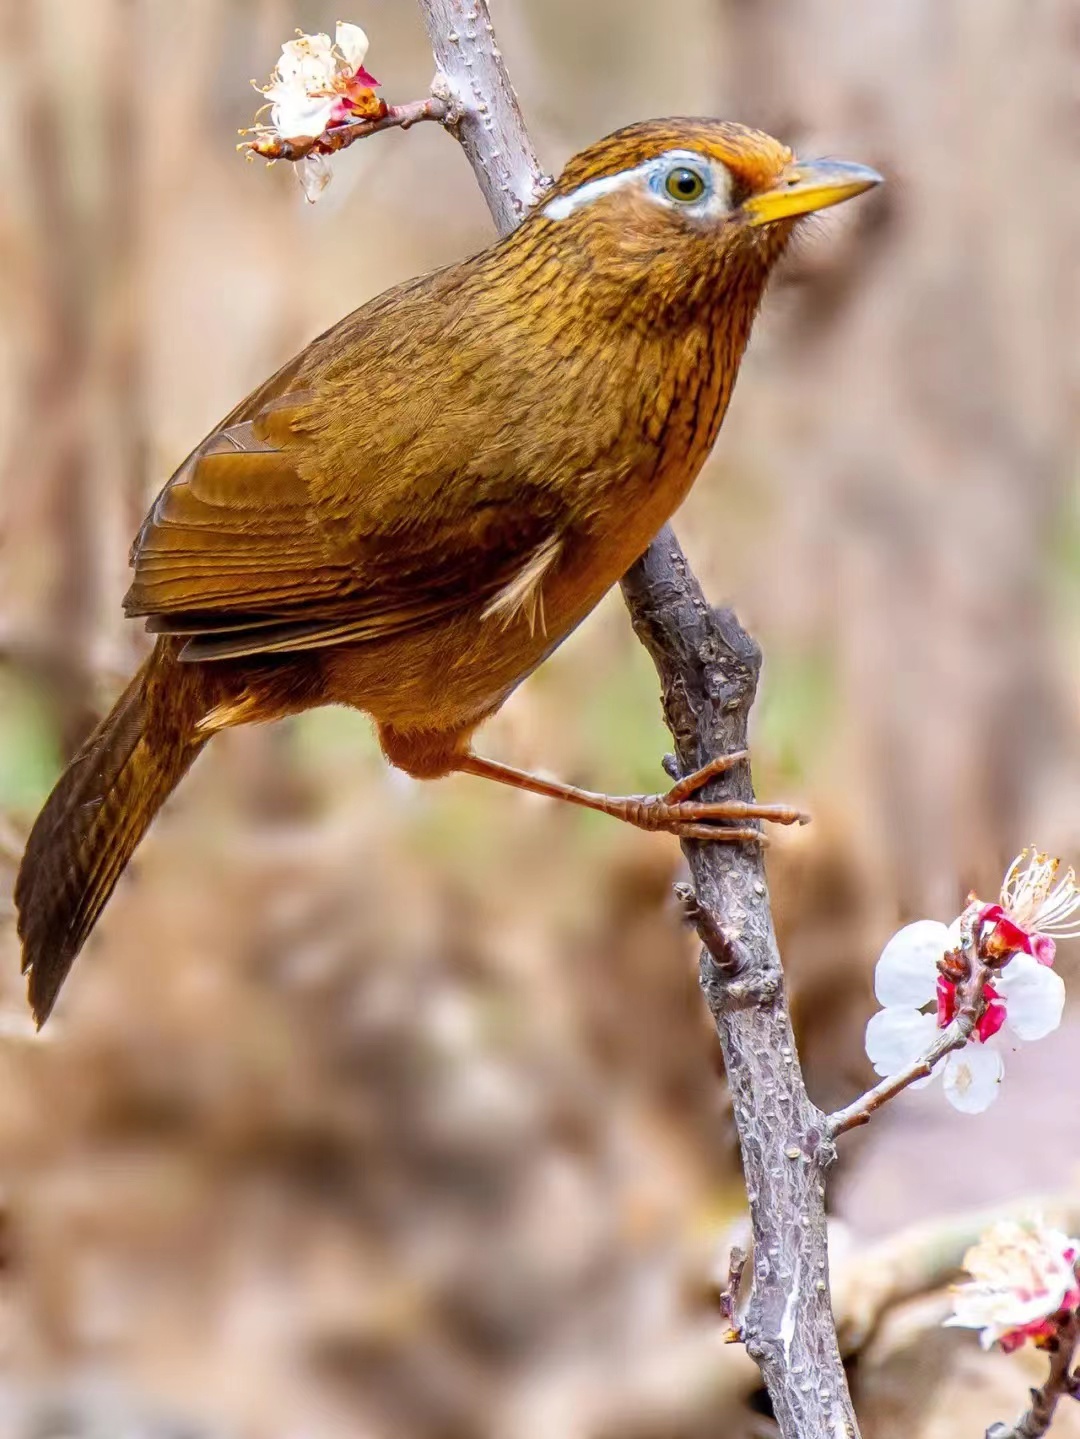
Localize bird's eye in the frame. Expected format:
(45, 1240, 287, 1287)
(664, 166, 708, 203)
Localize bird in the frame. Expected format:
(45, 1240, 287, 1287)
(14, 117, 881, 1026)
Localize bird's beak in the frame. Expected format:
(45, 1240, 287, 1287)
(743, 158, 883, 226)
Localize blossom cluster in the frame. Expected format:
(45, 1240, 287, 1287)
(250, 23, 382, 200)
(865, 850, 1074, 1113)
(947, 1220, 1080, 1353)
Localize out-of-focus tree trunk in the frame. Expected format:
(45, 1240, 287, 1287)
(2, 3, 100, 755)
(713, 0, 1080, 914)
(99, 0, 151, 658)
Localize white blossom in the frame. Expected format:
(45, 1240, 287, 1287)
(249, 21, 380, 199)
(865, 908, 1065, 1114)
(334, 22, 371, 73)
(945, 1220, 1080, 1351)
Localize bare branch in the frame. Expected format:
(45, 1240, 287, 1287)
(987, 1311, 1080, 1439)
(827, 1029, 959, 1136)
(619, 566, 858, 1438)
(419, 0, 551, 230)
(675, 880, 752, 977)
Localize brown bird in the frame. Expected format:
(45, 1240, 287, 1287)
(15, 118, 880, 1025)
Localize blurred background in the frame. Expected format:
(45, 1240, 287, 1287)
(1, 1, 1078, 1434)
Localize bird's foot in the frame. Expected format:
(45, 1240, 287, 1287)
(454, 749, 809, 845)
(617, 751, 809, 844)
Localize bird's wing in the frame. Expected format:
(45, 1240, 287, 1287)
(125, 287, 566, 663)
(126, 400, 342, 623)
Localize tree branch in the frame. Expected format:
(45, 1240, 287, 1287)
(261, 3, 861, 1432)
(619, 548, 857, 1437)
(420, 0, 551, 228)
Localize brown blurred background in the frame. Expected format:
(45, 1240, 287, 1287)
(0, 1, 1078, 1435)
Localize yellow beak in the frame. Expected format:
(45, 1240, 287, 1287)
(743, 158, 883, 226)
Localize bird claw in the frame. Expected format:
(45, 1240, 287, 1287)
(640, 750, 810, 842)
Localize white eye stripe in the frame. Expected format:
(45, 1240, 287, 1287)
(542, 168, 647, 221)
(543, 149, 732, 222)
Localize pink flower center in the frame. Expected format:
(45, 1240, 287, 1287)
(977, 904, 1056, 966)
(325, 69, 383, 129)
(936, 976, 1006, 1041)
(1000, 1285, 1080, 1352)
(1000, 1319, 1057, 1353)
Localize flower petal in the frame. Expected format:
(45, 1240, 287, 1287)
(270, 92, 336, 141)
(995, 953, 1065, 1041)
(1030, 933, 1057, 966)
(943, 1043, 1004, 1113)
(335, 22, 370, 71)
(875, 920, 949, 1007)
(277, 32, 335, 85)
(297, 151, 333, 202)
(865, 1007, 938, 1077)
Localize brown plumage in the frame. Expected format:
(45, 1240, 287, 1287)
(15, 118, 880, 1025)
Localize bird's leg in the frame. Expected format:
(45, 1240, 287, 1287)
(453, 750, 808, 843)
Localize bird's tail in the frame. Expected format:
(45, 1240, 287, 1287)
(15, 644, 208, 1027)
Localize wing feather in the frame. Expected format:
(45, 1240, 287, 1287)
(125, 261, 575, 664)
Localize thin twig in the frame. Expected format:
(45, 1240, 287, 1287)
(717, 1245, 749, 1342)
(675, 881, 751, 976)
(242, 96, 449, 162)
(987, 1311, 1080, 1439)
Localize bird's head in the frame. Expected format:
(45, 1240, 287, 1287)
(527, 118, 881, 327)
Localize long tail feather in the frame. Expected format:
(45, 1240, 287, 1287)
(14, 648, 207, 1026)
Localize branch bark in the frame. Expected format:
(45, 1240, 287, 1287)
(420, 0, 551, 227)
(620, 546, 856, 1436)
(410, 4, 858, 1434)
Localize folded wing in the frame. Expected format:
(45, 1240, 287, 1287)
(125, 343, 562, 663)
